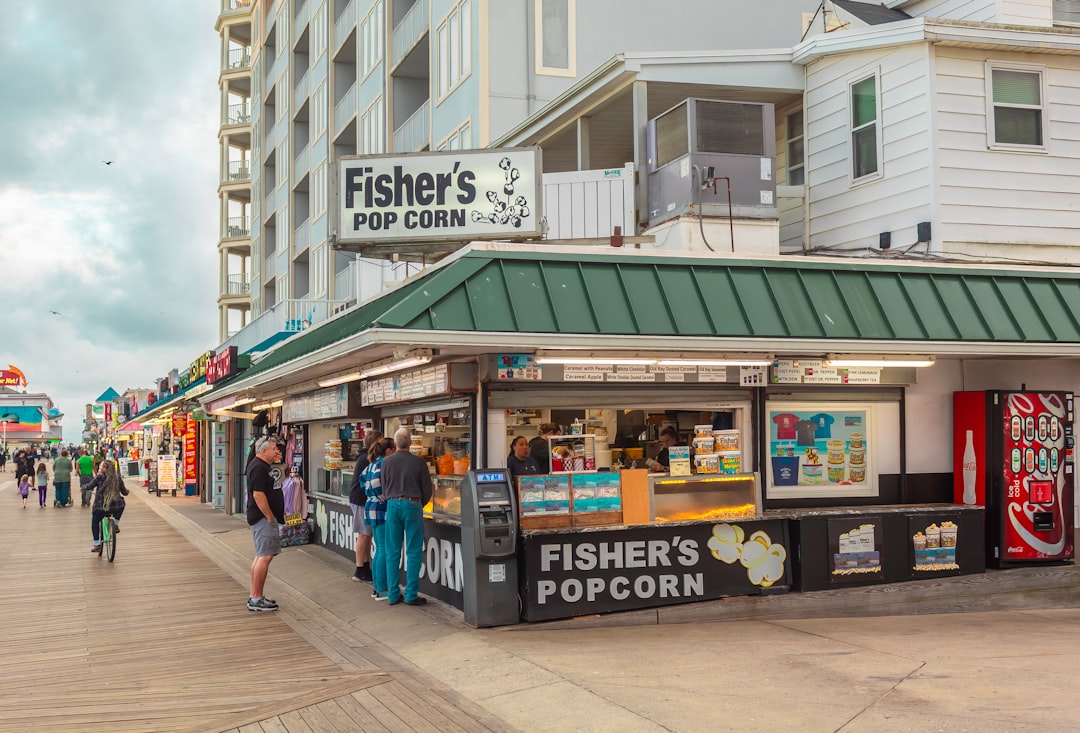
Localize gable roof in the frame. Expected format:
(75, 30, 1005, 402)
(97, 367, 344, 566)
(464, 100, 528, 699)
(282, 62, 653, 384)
(831, 0, 912, 25)
(95, 387, 120, 403)
(218, 245, 1080, 395)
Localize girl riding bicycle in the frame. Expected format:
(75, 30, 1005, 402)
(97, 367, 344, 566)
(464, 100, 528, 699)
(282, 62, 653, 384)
(85, 461, 129, 553)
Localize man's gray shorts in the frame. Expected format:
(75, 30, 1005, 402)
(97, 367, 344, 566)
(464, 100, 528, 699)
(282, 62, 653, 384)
(251, 518, 282, 557)
(351, 503, 372, 536)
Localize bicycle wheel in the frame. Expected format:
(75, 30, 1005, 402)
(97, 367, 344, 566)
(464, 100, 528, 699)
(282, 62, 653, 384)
(105, 517, 117, 562)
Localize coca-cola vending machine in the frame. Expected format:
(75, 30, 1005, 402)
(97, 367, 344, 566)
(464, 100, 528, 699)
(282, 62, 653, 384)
(954, 391, 1075, 568)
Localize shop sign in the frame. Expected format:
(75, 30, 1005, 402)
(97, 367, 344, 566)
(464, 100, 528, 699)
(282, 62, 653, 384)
(189, 350, 211, 383)
(828, 516, 884, 584)
(206, 346, 247, 385)
(496, 354, 541, 381)
(282, 384, 352, 422)
(909, 513, 962, 577)
(0, 364, 27, 387)
(771, 359, 881, 385)
(314, 499, 355, 556)
(521, 520, 790, 621)
(418, 519, 465, 611)
(157, 455, 177, 494)
(361, 363, 476, 406)
(172, 413, 188, 435)
(183, 420, 197, 486)
(337, 148, 542, 245)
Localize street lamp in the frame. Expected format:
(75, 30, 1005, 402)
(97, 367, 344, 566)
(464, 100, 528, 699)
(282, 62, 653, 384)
(0, 417, 12, 452)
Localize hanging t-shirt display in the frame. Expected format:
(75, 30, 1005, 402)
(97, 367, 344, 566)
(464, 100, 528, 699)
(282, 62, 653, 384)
(810, 413, 835, 438)
(794, 420, 820, 447)
(772, 413, 799, 440)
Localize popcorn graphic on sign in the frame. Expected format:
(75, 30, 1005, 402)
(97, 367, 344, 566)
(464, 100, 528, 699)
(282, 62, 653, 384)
(472, 157, 531, 227)
(707, 523, 787, 588)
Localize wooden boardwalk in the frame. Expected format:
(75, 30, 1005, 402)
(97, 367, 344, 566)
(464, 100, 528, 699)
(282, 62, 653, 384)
(0, 470, 512, 733)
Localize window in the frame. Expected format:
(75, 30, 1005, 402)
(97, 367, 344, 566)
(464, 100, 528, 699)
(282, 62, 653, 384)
(437, 0, 472, 100)
(536, 0, 575, 76)
(436, 119, 471, 151)
(312, 162, 326, 217)
(312, 82, 326, 135)
(849, 73, 879, 181)
(1054, 0, 1080, 25)
(360, 1, 383, 78)
(986, 63, 1046, 149)
(786, 109, 805, 186)
(311, 4, 327, 61)
(360, 97, 385, 154)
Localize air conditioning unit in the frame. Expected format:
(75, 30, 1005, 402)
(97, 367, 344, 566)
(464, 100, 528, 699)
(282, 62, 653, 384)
(646, 98, 776, 227)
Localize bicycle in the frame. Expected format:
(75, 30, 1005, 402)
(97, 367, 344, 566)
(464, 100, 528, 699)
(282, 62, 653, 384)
(98, 512, 118, 562)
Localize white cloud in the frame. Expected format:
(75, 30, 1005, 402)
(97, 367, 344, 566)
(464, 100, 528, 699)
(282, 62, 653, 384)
(0, 0, 222, 442)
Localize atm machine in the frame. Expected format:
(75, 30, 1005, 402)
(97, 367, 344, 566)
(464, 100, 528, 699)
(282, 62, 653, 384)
(459, 469, 519, 627)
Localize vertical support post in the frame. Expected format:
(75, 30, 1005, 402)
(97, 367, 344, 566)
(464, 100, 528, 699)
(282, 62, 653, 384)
(576, 116, 591, 171)
(632, 80, 649, 230)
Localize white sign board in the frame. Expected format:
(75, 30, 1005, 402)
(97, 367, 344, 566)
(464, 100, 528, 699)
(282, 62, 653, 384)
(337, 147, 543, 245)
(157, 455, 177, 495)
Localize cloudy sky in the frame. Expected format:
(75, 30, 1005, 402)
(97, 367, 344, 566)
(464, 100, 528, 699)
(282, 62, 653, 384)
(0, 1, 221, 441)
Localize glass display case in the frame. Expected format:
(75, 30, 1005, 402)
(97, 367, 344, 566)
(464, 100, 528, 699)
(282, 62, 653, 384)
(518, 475, 572, 529)
(649, 473, 759, 523)
(432, 475, 464, 522)
(571, 472, 622, 527)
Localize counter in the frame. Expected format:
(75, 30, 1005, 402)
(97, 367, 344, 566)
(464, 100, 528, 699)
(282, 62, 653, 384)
(519, 517, 791, 621)
(778, 504, 986, 590)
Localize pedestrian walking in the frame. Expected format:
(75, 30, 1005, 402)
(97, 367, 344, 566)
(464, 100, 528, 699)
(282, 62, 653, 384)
(76, 450, 95, 507)
(378, 428, 433, 606)
(18, 474, 30, 509)
(52, 449, 73, 507)
(245, 436, 284, 612)
(0, 447, 7, 472)
(361, 437, 395, 600)
(35, 461, 49, 508)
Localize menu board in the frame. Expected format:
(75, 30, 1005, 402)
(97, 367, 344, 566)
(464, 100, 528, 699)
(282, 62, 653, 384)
(157, 455, 177, 494)
(183, 420, 197, 486)
(362, 364, 449, 405)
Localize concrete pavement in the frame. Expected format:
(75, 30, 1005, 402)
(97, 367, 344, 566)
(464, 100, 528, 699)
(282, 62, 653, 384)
(152, 491, 1080, 732)
(4, 466, 1080, 731)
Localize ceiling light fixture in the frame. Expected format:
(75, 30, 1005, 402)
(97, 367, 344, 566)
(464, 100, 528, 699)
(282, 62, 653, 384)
(826, 354, 936, 368)
(535, 356, 658, 366)
(657, 358, 773, 367)
(317, 349, 434, 387)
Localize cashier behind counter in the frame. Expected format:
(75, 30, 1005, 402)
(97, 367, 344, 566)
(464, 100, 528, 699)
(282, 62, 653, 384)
(507, 436, 541, 483)
(646, 427, 684, 473)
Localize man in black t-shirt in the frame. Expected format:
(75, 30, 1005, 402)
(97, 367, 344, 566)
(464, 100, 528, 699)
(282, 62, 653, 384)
(246, 436, 284, 612)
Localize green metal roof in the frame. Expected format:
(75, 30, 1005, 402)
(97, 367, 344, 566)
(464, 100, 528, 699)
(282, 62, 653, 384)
(239, 248, 1080, 381)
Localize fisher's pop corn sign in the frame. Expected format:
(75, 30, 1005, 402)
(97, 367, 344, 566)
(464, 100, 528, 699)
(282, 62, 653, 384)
(337, 147, 542, 245)
(520, 520, 791, 621)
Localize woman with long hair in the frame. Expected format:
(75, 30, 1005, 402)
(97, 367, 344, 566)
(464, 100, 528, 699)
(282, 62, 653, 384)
(84, 460, 130, 553)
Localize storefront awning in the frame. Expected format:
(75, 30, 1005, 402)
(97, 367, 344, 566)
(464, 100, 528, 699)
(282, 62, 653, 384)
(208, 244, 1080, 397)
(117, 421, 143, 434)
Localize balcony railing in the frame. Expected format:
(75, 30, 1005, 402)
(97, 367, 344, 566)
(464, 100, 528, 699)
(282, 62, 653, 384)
(221, 0, 252, 15)
(393, 100, 429, 153)
(294, 0, 311, 41)
(218, 297, 348, 354)
(334, 0, 357, 51)
(226, 103, 251, 126)
(294, 143, 309, 176)
(225, 273, 251, 296)
(392, 0, 429, 69)
(227, 160, 251, 182)
(226, 47, 252, 70)
(294, 220, 310, 253)
(334, 82, 358, 136)
(226, 216, 251, 238)
(293, 68, 310, 109)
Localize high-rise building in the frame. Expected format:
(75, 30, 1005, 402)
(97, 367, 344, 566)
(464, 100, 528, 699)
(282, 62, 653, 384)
(214, 0, 822, 345)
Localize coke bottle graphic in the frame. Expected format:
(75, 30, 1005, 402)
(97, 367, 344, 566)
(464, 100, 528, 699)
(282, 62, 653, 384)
(962, 430, 977, 505)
